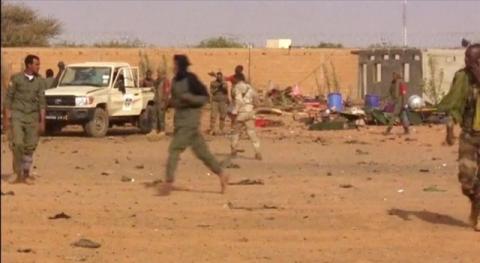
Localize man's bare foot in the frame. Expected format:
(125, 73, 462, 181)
(219, 173, 229, 194)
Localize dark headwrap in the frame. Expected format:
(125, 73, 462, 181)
(173, 54, 209, 97)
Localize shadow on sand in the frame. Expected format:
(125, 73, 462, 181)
(388, 208, 470, 228)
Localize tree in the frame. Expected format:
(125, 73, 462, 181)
(309, 42, 344, 49)
(196, 36, 244, 48)
(93, 39, 146, 48)
(1, 2, 62, 47)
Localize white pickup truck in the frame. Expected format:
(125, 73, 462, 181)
(44, 62, 155, 137)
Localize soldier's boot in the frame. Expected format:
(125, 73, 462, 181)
(471, 187, 480, 231)
(383, 126, 393, 135)
(403, 126, 410, 135)
(446, 123, 455, 146)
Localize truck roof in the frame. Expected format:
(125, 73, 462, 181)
(67, 62, 132, 68)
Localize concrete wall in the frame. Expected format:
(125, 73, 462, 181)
(421, 49, 464, 104)
(355, 49, 423, 100)
(1, 47, 358, 99)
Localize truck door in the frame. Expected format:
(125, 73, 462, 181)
(123, 67, 143, 116)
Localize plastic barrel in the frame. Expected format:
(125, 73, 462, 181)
(365, 94, 380, 108)
(327, 92, 344, 112)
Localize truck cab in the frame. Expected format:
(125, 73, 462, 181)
(45, 62, 155, 137)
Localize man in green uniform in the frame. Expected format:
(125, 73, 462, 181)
(159, 55, 228, 196)
(208, 72, 229, 135)
(3, 54, 46, 184)
(438, 43, 480, 231)
(147, 69, 170, 138)
(384, 72, 410, 135)
(140, 69, 155, 87)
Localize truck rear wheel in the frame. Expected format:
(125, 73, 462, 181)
(138, 106, 153, 134)
(84, 107, 109, 137)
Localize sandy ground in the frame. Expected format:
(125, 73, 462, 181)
(1, 115, 479, 263)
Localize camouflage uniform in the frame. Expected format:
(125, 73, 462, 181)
(438, 69, 480, 230)
(4, 73, 46, 179)
(45, 77, 56, 89)
(231, 81, 261, 159)
(165, 76, 222, 182)
(209, 79, 229, 133)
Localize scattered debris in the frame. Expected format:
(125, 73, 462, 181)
(1, 191, 15, 196)
(423, 185, 447, 192)
(229, 179, 264, 185)
(255, 107, 283, 116)
(226, 163, 241, 169)
(397, 189, 405, 193)
(405, 138, 417, 142)
(326, 172, 333, 176)
(197, 224, 211, 228)
(121, 176, 135, 182)
(135, 164, 144, 169)
(72, 150, 79, 154)
(339, 184, 353, 189)
(143, 179, 163, 188)
(227, 202, 281, 211)
(17, 248, 34, 253)
(114, 159, 120, 164)
(344, 140, 368, 145)
(48, 212, 71, 220)
(101, 171, 111, 176)
(313, 137, 328, 145)
(75, 166, 84, 170)
(71, 238, 101, 249)
(419, 169, 430, 173)
(355, 149, 369, 155)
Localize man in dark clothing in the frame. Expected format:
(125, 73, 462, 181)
(159, 55, 228, 196)
(209, 72, 229, 135)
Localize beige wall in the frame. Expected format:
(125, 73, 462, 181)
(1, 47, 358, 98)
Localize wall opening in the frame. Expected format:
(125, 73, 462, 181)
(403, 63, 410, 82)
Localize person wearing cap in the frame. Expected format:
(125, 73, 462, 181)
(208, 72, 229, 135)
(147, 68, 170, 138)
(158, 54, 228, 196)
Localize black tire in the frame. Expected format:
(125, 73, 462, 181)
(138, 106, 153, 134)
(84, 107, 109, 137)
(45, 123, 63, 136)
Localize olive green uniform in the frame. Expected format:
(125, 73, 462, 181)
(209, 79, 228, 133)
(150, 78, 167, 132)
(438, 69, 480, 229)
(4, 73, 46, 177)
(165, 77, 222, 182)
(45, 77, 56, 89)
(386, 79, 409, 131)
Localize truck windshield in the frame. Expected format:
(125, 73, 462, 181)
(59, 67, 112, 87)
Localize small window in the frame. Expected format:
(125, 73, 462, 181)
(375, 63, 382, 83)
(403, 63, 410, 82)
(414, 55, 420, 61)
(383, 54, 389, 60)
(395, 54, 401, 60)
(370, 55, 375, 61)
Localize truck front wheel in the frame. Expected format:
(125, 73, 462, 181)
(84, 107, 109, 137)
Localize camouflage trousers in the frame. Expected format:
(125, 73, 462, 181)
(231, 111, 260, 155)
(165, 126, 222, 182)
(9, 119, 39, 176)
(210, 100, 228, 132)
(150, 102, 165, 132)
(458, 132, 480, 202)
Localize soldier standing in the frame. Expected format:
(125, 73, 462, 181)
(3, 54, 46, 184)
(140, 69, 155, 87)
(147, 69, 170, 138)
(384, 72, 410, 135)
(45, 69, 55, 89)
(208, 72, 229, 135)
(230, 73, 262, 160)
(159, 54, 228, 196)
(438, 43, 480, 231)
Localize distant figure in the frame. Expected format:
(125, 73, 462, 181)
(437, 43, 480, 231)
(147, 68, 170, 138)
(230, 72, 262, 160)
(225, 65, 244, 128)
(384, 72, 410, 135)
(158, 54, 228, 196)
(140, 69, 155, 87)
(208, 72, 229, 135)
(45, 69, 55, 89)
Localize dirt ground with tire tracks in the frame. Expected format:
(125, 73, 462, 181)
(1, 114, 479, 262)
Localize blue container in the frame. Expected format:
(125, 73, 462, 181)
(327, 92, 344, 112)
(365, 94, 380, 108)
